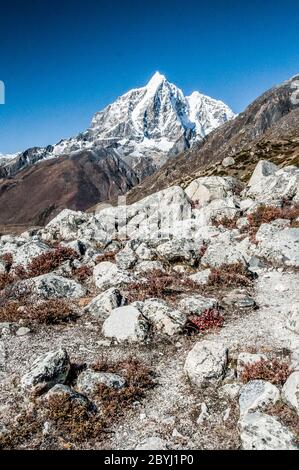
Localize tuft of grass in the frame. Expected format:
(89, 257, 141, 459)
(0, 272, 15, 290)
(207, 262, 253, 287)
(44, 393, 103, 443)
(240, 358, 292, 386)
(26, 245, 79, 277)
(72, 265, 92, 282)
(212, 216, 238, 229)
(266, 401, 299, 444)
(1, 252, 13, 272)
(126, 269, 200, 303)
(91, 358, 156, 424)
(95, 251, 118, 264)
(244, 203, 299, 239)
(0, 298, 77, 325)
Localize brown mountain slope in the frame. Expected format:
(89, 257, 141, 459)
(122, 75, 299, 205)
(0, 149, 139, 229)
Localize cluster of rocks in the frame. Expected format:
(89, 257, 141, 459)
(1, 159, 299, 449)
(185, 344, 299, 449)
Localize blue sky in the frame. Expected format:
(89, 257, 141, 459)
(0, 0, 298, 154)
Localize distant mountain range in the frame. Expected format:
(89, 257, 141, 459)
(0, 72, 235, 179)
(1, 73, 298, 230)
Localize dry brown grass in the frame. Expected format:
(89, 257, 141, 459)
(26, 245, 79, 277)
(0, 358, 155, 449)
(91, 358, 156, 423)
(0, 296, 77, 325)
(0, 407, 43, 450)
(44, 393, 103, 443)
(126, 269, 200, 303)
(95, 251, 118, 263)
(72, 265, 92, 282)
(244, 203, 299, 239)
(1, 252, 13, 271)
(240, 358, 292, 386)
(266, 401, 299, 444)
(207, 262, 254, 287)
(0, 271, 15, 290)
(212, 216, 238, 229)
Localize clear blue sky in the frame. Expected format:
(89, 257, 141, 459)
(0, 0, 298, 154)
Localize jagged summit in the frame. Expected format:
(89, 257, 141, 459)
(0, 72, 235, 178)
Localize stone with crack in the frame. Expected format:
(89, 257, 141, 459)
(84, 288, 125, 319)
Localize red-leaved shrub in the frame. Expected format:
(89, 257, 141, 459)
(188, 308, 224, 333)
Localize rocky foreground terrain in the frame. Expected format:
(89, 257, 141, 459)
(0, 159, 299, 450)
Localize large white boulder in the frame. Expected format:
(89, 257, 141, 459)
(246, 161, 299, 202)
(98, 186, 192, 240)
(1, 240, 51, 268)
(102, 305, 149, 342)
(184, 340, 228, 388)
(45, 209, 90, 241)
(193, 197, 241, 224)
(239, 412, 297, 450)
(185, 176, 242, 206)
(201, 240, 247, 267)
(255, 224, 299, 267)
(248, 160, 278, 187)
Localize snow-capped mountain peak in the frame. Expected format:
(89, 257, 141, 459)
(145, 70, 166, 90)
(0, 72, 236, 177)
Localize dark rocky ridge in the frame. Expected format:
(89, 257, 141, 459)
(0, 149, 139, 229)
(121, 75, 299, 205)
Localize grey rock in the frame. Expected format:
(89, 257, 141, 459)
(21, 348, 70, 394)
(85, 288, 124, 319)
(102, 305, 149, 342)
(184, 340, 228, 388)
(77, 370, 126, 395)
(142, 299, 186, 336)
(239, 380, 280, 415)
(222, 156, 235, 167)
(282, 372, 299, 415)
(189, 268, 211, 285)
(239, 412, 297, 450)
(16, 327, 31, 337)
(218, 383, 242, 400)
(27, 273, 85, 299)
(93, 262, 134, 290)
(179, 294, 217, 315)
